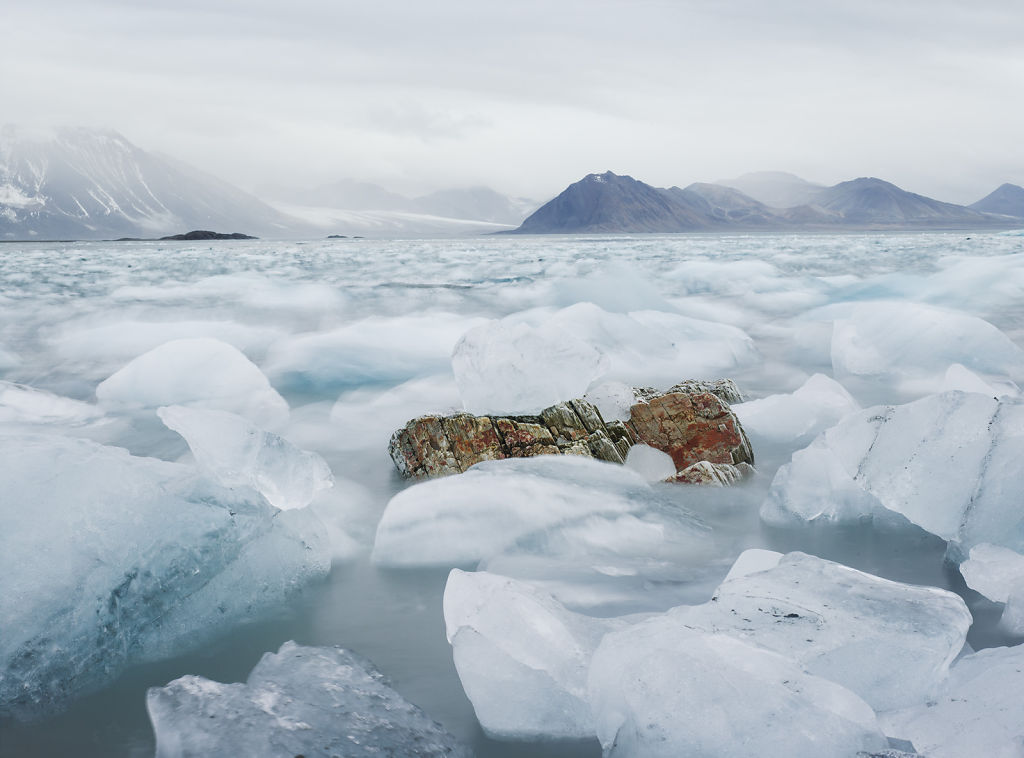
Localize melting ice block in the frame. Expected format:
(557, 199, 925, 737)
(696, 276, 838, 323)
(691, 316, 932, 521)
(0, 433, 329, 719)
(623, 444, 676, 482)
(674, 551, 971, 711)
(147, 641, 470, 758)
(761, 391, 1024, 557)
(158, 405, 333, 510)
(831, 301, 1024, 385)
(588, 623, 888, 758)
(372, 455, 708, 568)
(880, 645, 1024, 758)
(961, 544, 1024, 635)
(444, 570, 626, 740)
(733, 373, 860, 443)
(95, 337, 289, 428)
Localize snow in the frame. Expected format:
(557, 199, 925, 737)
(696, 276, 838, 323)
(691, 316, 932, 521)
(147, 641, 470, 758)
(880, 645, 1024, 758)
(95, 337, 289, 428)
(158, 405, 333, 510)
(0, 433, 329, 717)
(443, 570, 627, 740)
(761, 392, 1024, 558)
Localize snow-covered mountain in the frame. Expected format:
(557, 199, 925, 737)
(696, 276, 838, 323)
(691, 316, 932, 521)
(0, 126, 303, 240)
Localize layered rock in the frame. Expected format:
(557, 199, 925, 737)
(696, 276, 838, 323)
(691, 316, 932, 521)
(389, 381, 753, 481)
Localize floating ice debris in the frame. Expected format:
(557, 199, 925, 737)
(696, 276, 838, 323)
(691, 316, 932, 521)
(158, 405, 333, 510)
(147, 641, 470, 758)
(761, 391, 1024, 558)
(444, 569, 627, 740)
(880, 645, 1024, 758)
(0, 433, 329, 719)
(733, 373, 860, 443)
(95, 337, 289, 428)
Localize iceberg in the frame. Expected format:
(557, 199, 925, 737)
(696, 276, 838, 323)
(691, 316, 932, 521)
(588, 623, 888, 758)
(761, 391, 1024, 558)
(880, 645, 1024, 758)
(0, 432, 329, 718)
(95, 337, 289, 429)
(147, 641, 470, 758)
(443, 569, 626, 740)
(158, 405, 333, 510)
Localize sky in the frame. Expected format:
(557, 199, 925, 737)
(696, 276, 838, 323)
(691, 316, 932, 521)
(4, 0, 1024, 204)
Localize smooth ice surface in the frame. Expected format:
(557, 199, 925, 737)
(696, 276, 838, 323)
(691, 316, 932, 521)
(158, 405, 333, 510)
(831, 301, 1024, 387)
(444, 570, 626, 740)
(0, 381, 103, 426)
(673, 552, 971, 710)
(452, 302, 758, 414)
(762, 392, 1024, 557)
(0, 433, 330, 718)
(147, 641, 470, 758)
(880, 645, 1024, 758)
(961, 544, 1024, 635)
(588, 623, 887, 758)
(721, 548, 783, 582)
(95, 337, 289, 428)
(372, 455, 709, 569)
(623, 444, 676, 482)
(734, 373, 860, 443)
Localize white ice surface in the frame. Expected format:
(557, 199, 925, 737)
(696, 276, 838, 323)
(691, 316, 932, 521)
(623, 444, 676, 482)
(158, 405, 333, 510)
(147, 641, 470, 758)
(733, 373, 860, 443)
(961, 543, 1024, 635)
(95, 337, 289, 428)
(0, 380, 103, 426)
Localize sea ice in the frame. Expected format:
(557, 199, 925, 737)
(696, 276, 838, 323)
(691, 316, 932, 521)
(95, 337, 289, 428)
(733, 373, 860, 443)
(158, 405, 333, 510)
(831, 301, 1024, 386)
(673, 551, 971, 710)
(443, 570, 626, 740)
(371, 456, 709, 569)
(761, 391, 1024, 558)
(880, 645, 1024, 758)
(0, 432, 329, 718)
(0, 380, 103, 426)
(147, 641, 470, 758)
(960, 544, 1024, 635)
(588, 623, 888, 758)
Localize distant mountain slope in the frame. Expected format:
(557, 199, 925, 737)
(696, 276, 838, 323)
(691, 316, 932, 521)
(513, 172, 713, 233)
(411, 187, 536, 225)
(0, 126, 304, 240)
(813, 177, 989, 225)
(716, 171, 824, 208)
(970, 183, 1024, 217)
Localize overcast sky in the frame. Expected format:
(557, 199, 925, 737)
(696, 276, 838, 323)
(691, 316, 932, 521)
(4, 0, 1023, 203)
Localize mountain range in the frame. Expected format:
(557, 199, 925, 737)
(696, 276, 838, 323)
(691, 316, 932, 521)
(510, 171, 1024, 234)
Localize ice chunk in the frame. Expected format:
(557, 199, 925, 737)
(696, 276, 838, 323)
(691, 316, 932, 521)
(583, 380, 639, 422)
(674, 552, 971, 711)
(147, 641, 470, 758)
(721, 548, 783, 582)
(158, 405, 333, 510)
(940, 362, 1019, 398)
(762, 392, 1024, 557)
(372, 455, 708, 569)
(452, 302, 758, 415)
(623, 444, 676, 482)
(0, 433, 329, 718)
(733, 373, 860, 443)
(0, 381, 103, 426)
(444, 569, 626, 740)
(588, 623, 888, 758)
(880, 645, 1024, 758)
(265, 313, 485, 393)
(831, 301, 1024, 384)
(960, 544, 1024, 635)
(96, 337, 288, 428)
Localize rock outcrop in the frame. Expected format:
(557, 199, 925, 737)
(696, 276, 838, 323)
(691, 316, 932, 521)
(389, 380, 753, 483)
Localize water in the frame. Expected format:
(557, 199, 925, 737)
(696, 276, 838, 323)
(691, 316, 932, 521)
(1, 231, 1022, 756)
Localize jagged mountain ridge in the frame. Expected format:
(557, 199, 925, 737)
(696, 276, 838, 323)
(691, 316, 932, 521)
(510, 171, 1013, 234)
(0, 126, 304, 240)
(970, 183, 1024, 218)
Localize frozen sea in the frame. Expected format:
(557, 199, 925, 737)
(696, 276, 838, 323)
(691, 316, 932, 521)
(2, 231, 1024, 756)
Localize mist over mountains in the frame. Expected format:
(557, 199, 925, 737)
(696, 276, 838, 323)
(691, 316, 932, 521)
(1, 126, 1021, 240)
